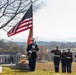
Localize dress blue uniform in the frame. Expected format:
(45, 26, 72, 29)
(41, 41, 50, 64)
(51, 46, 61, 72)
(26, 38, 39, 71)
(61, 50, 67, 73)
(66, 49, 73, 73)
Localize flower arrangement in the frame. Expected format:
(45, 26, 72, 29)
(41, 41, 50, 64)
(19, 59, 26, 63)
(18, 59, 29, 64)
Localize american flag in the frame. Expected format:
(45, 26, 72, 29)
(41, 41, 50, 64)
(7, 5, 33, 37)
(27, 27, 33, 45)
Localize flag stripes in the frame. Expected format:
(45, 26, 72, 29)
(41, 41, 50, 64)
(7, 5, 33, 37)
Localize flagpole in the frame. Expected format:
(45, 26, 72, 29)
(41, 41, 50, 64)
(30, 0, 33, 38)
(26, 0, 33, 46)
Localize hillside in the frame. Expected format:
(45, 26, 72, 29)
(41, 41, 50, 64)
(1, 39, 76, 51)
(15, 41, 76, 51)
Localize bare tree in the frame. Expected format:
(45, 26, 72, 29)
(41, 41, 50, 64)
(37, 45, 47, 60)
(0, 0, 46, 30)
(0, 40, 19, 52)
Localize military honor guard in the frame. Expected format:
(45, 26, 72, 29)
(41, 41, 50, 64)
(26, 38, 39, 71)
(66, 49, 73, 73)
(61, 50, 67, 73)
(51, 46, 61, 72)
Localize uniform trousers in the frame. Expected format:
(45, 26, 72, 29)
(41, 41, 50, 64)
(29, 58, 36, 71)
(54, 60, 60, 72)
(66, 62, 72, 73)
(62, 62, 66, 72)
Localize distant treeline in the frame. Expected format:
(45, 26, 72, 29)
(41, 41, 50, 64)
(15, 41, 76, 50)
(1, 39, 76, 51)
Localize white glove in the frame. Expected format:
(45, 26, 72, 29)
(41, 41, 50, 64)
(28, 50, 32, 53)
(32, 45, 35, 49)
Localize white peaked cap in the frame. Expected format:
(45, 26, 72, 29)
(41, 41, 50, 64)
(30, 38, 35, 41)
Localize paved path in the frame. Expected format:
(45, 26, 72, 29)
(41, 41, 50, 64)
(0, 64, 16, 67)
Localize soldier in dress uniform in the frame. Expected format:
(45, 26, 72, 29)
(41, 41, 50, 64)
(66, 49, 73, 73)
(51, 46, 61, 72)
(61, 50, 67, 73)
(26, 38, 39, 71)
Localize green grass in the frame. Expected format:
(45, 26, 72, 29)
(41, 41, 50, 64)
(0, 62, 76, 75)
(0, 67, 76, 75)
(1, 67, 53, 75)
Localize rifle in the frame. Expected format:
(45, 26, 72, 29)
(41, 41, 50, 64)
(34, 36, 38, 43)
(28, 37, 38, 58)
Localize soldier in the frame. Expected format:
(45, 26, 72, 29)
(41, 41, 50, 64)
(61, 50, 67, 73)
(51, 46, 61, 72)
(66, 49, 73, 73)
(26, 38, 39, 71)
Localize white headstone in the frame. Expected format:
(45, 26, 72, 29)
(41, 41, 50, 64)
(0, 67, 2, 73)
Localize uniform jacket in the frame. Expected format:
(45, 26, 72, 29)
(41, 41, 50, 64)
(51, 49, 61, 61)
(66, 52, 73, 63)
(61, 52, 67, 63)
(26, 43, 39, 58)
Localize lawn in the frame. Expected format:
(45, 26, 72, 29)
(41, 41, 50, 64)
(0, 62, 76, 75)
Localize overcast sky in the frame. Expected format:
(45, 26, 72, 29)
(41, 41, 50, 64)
(0, 0, 76, 42)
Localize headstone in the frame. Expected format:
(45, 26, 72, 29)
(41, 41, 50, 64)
(0, 67, 2, 73)
(16, 63, 30, 70)
(10, 59, 30, 71)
